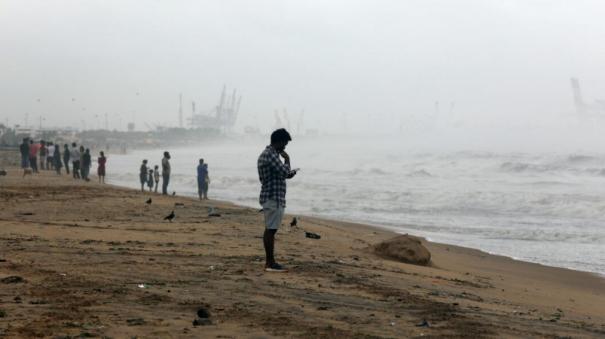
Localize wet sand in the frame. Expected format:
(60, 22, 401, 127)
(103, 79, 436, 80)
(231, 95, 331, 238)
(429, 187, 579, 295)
(1, 152, 605, 338)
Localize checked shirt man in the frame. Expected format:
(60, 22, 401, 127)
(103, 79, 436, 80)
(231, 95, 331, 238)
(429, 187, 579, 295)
(258, 128, 298, 272)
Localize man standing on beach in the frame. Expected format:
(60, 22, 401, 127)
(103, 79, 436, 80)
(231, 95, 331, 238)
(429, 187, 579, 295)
(140, 159, 149, 192)
(71, 143, 81, 179)
(46, 142, 55, 171)
(39, 140, 47, 170)
(19, 138, 30, 175)
(258, 128, 297, 272)
(197, 158, 209, 200)
(29, 140, 39, 173)
(161, 151, 171, 195)
(63, 144, 70, 174)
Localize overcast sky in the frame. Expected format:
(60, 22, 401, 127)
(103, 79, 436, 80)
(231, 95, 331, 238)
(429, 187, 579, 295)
(1, 0, 604, 134)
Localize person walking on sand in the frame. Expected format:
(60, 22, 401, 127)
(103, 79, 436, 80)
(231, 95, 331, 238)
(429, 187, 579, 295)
(140, 159, 148, 192)
(19, 138, 30, 175)
(197, 158, 210, 200)
(153, 165, 160, 193)
(97, 151, 106, 183)
(71, 143, 81, 179)
(53, 145, 62, 175)
(161, 151, 171, 195)
(147, 169, 154, 192)
(29, 139, 39, 173)
(258, 128, 298, 272)
(63, 144, 70, 174)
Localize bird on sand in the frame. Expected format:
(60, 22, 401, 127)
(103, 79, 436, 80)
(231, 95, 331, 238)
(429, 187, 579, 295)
(172, 191, 176, 196)
(290, 217, 297, 227)
(145, 198, 152, 205)
(164, 211, 175, 222)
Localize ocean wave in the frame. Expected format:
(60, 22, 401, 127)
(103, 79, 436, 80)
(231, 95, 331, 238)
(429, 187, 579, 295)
(407, 169, 432, 177)
(499, 162, 561, 173)
(567, 154, 597, 163)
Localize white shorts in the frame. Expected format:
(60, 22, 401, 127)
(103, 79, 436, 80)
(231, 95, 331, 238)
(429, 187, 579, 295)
(262, 200, 284, 230)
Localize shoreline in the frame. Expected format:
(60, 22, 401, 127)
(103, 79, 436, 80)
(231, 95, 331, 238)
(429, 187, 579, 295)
(106, 175, 605, 279)
(1, 161, 605, 337)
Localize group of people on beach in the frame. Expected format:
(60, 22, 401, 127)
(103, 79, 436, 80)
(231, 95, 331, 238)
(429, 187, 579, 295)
(138, 151, 173, 195)
(18, 128, 295, 273)
(137, 152, 210, 200)
(19, 138, 106, 183)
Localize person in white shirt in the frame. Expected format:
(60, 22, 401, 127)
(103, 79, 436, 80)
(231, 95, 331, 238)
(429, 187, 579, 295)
(46, 142, 55, 170)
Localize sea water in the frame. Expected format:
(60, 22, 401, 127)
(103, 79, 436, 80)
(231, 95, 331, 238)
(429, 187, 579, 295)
(105, 135, 605, 276)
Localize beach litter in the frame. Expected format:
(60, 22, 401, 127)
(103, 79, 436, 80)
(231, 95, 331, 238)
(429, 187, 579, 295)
(1, 276, 25, 284)
(127, 318, 146, 326)
(305, 231, 321, 239)
(137, 284, 149, 289)
(416, 319, 430, 327)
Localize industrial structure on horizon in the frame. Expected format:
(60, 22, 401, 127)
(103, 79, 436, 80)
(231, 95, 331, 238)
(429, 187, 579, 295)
(186, 85, 242, 133)
(570, 77, 605, 116)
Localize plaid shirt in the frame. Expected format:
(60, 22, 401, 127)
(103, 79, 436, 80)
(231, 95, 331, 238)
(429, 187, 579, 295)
(258, 145, 292, 207)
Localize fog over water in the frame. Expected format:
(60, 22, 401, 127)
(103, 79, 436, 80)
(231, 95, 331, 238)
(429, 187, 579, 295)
(2, 2, 605, 274)
(2, 1, 605, 136)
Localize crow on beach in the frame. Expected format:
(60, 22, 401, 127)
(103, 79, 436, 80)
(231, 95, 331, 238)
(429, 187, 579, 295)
(164, 211, 175, 222)
(146, 198, 152, 205)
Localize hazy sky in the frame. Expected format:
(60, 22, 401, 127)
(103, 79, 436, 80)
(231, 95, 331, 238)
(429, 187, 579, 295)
(1, 0, 605, 134)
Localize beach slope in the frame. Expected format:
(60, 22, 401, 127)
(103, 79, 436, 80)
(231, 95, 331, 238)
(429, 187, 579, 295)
(0, 165, 604, 338)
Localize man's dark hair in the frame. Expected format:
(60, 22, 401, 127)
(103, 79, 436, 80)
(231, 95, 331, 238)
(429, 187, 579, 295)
(271, 128, 292, 144)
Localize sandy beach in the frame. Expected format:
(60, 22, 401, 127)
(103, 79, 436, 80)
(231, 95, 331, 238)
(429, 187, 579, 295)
(1, 151, 604, 338)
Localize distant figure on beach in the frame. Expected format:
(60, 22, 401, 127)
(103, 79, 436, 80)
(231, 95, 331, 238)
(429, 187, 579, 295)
(147, 169, 154, 192)
(19, 138, 30, 175)
(97, 151, 106, 184)
(46, 142, 55, 170)
(71, 143, 81, 179)
(39, 140, 47, 170)
(82, 148, 91, 181)
(197, 158, 209, 200)
(153, 165, 160, 193)
(258, 128, 298, 272)
(161, 151, 171, 195)
(79, 146, 86, 179)
(53, 145, 62, 175)
(63, 144, 70, 174)
(140, 159, 148, 192)
(29, 140, 39, 173)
